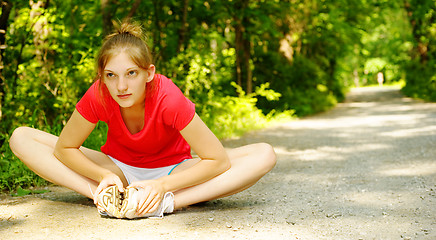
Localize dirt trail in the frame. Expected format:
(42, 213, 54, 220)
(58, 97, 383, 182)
(1, 86, 435, 240)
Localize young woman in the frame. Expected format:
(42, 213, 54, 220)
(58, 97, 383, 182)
(9, 21, 276, 218)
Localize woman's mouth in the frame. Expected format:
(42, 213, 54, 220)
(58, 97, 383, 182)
(117, 94, 132, 99)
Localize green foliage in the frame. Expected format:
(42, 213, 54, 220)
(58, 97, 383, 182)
(364, 58, 387, 74)
(13, 187, 50, 197)
(255, 54, 338, 116)
(335, 1, 414, 87)
(401, 0, 436, 100)
(402, 59, 436, 101)
(0, 136, 47, 192)
(82, 122, 109, 150)
(202, 92, 267, 139)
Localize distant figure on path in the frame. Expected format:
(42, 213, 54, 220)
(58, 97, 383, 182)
(377, 72, 384, 86)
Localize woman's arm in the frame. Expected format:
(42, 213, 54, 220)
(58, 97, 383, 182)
(158, 113, 231, 192)
(128, 113, 230, 215)
(53, 109, 118, 184)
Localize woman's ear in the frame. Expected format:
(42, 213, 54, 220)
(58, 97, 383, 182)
(97, 71, 104, 82)
(146, 64, 156, 83)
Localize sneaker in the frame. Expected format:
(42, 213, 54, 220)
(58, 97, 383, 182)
(144, 192, 175, 219)
(96, 185, 123, 218)
(120, 188, 174, 219)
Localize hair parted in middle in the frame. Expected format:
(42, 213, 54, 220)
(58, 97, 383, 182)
(97, 21, 153, 77)
(95, 20, 156, 103)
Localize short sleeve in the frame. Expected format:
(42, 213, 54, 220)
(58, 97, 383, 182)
(76, 82, 106, 123)
(160, 78, 195, 131)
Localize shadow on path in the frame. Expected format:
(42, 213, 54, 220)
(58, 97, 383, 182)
(224, 86, 436, 239)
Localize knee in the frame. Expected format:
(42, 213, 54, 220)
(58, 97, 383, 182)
(255, 142, 276, 174)
(9, 126, 32, 155)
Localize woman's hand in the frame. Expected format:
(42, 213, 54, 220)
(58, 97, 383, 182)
(93, 172, 124, 205)
(127, 179, 165, 216)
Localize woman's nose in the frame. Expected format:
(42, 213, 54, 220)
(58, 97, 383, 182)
(117, 76, 128, 92)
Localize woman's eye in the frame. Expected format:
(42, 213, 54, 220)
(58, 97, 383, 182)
(106, 73, 115, 78)
(128, 70, 137, 76)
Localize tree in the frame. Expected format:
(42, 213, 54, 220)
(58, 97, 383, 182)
(402, 0, 436, 100)
(0, 0, 12, 121)
(404, 0, 435, 64)
(101, 0, 115, 36)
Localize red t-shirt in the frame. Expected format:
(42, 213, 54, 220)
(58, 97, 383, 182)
(76, 74, 195, 168)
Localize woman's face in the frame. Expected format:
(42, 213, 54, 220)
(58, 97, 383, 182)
(103, 51, 155, 109)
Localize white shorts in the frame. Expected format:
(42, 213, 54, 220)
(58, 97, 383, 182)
(108, 156, 187, 184)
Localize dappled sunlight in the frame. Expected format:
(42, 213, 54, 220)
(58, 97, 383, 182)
(381, 125, 436, 138)
(276, 146, 344, 162)
(343, 143, 390, 153)
(331, 114, 424, 128)
(0, 197, 41, 221)
(273, 146, 293, 156)
(276, 143, 390, 162)
(344, 190, 420, 208)
(293, 148, 342, 161)
(378, 162, 436, 176)
(283, 172, 339, 186)
(280, 113, 424, 130)
(340, 102, 378, 108)
(376, 104, 418, 112)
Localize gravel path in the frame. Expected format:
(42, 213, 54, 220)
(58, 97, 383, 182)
(1, 86, 435, 239)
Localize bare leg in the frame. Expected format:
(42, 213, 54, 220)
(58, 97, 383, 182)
(9, 127, 127, 198)
(170, 143, 276, 209)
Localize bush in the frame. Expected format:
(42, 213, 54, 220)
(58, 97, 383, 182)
(255, 53, 339, 116)
(402, 60, 436, 101)
(0, 142, 47, 192)
(199, 82, 291, 139)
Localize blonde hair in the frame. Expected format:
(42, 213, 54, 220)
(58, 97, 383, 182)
(95, 21, 155, 101)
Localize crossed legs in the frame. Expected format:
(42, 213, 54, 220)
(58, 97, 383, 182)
(9, 127, 126, 198)
(9, 127, 276, 210)
(171, 143, 276, 208)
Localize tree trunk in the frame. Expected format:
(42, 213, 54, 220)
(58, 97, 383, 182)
(177, 0, 189, 53)
(404, 1, 429, 64)
(234, 21, 243, 89)
(101, 0, 114, 36)
(243, 35, 252, 94)
(233, 0, 252, 94)
(242, 10, 252, 94)
(30, 0, 50, 62)
(0, 0, 12, 121)
(126, 0, 141, 19)
(152, 0, 163, 62)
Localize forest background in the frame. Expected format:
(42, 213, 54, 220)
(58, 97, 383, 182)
(0, 0, 434, 193)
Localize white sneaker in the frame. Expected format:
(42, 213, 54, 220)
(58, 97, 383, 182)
(96, 185, 123, 218)
(121, 188, 174, 219)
